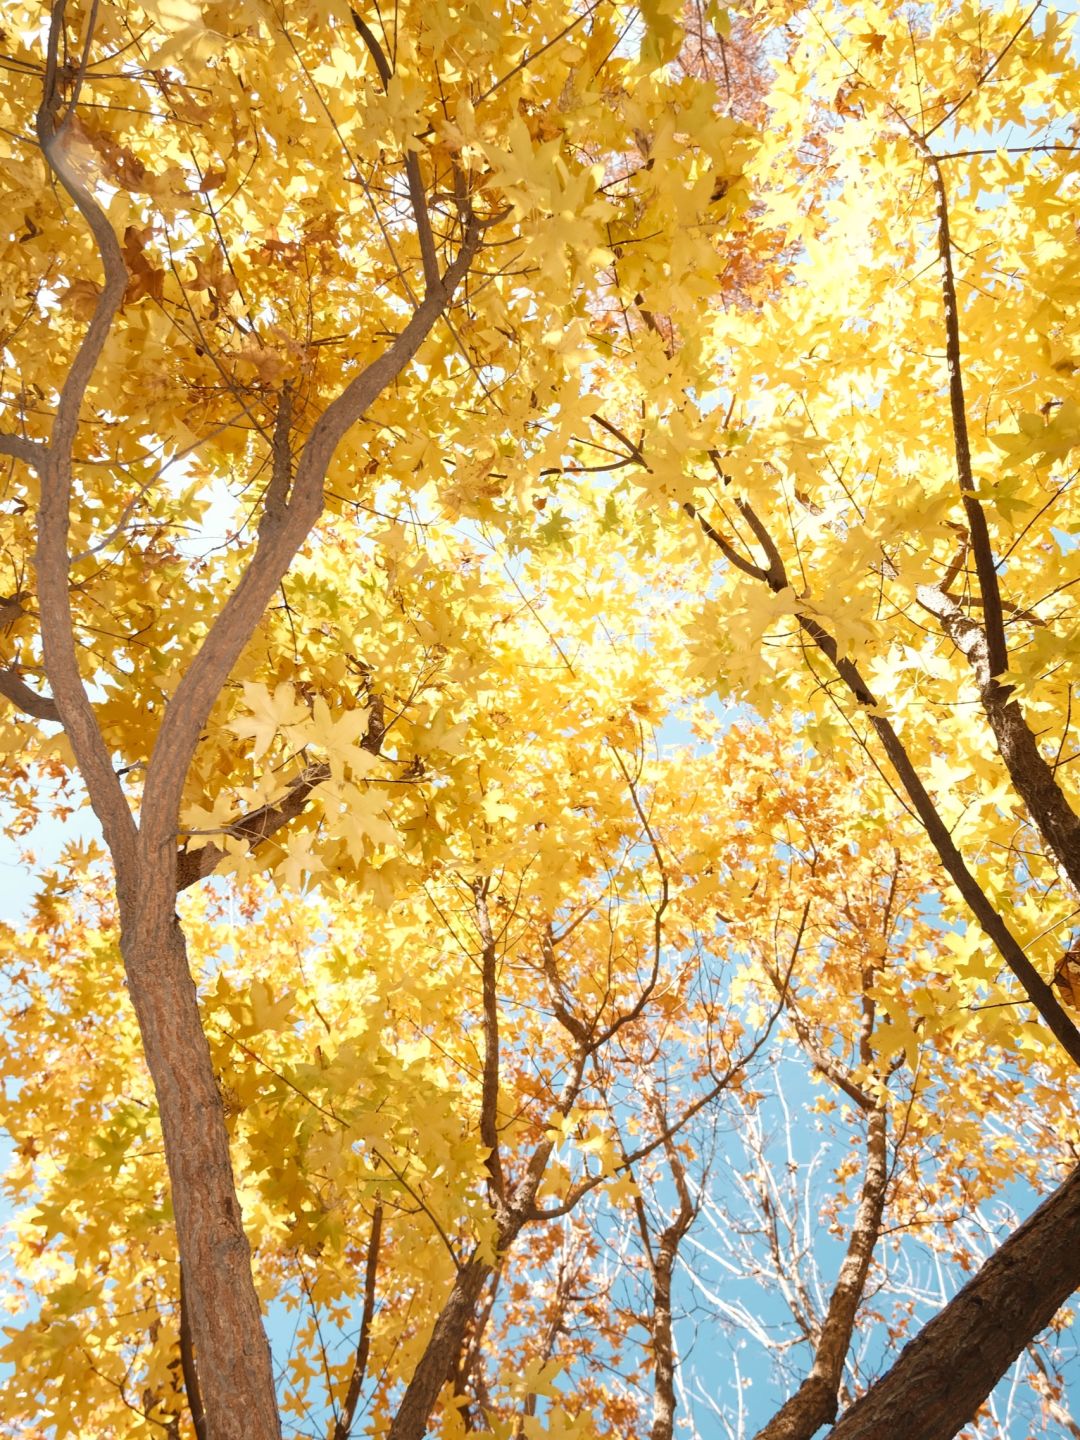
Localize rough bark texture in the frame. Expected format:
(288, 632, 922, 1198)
(649, 1243, 679, 1440)
(122, 901, 280, 1440)
(645, 1106, 696, 1440)
(385, 1255, 496, 1440)
(827, 1163, 1080, 1440)
(22, 8, 484, 1433)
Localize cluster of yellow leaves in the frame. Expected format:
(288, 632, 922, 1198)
(2, 522, 1076, 1431)
(2, 0, 1080, 1434)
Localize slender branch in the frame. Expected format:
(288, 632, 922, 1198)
(753, 962, 890, 1440)
(690, 501, 1080, 1067)
(1026, 1343, 1080, 1440)
(178, 1265, 208, 1440)
(332, 1203, 383, 1440)
(683, 501, 768, 581)
(541, 923, 589, 1044)
(922, 0, 1043, 142)
(911, 134, 1007, 678)
(646, 1093, 698, 1440)
(473, 879, 506, 1204)
(350, 8, 440, 290)
(755, 1104, 888, 1440)
(527, 1003, 784, 1224)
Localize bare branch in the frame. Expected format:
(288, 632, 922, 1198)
(332, 1203, 382, 1440)
(0, 433, 47, 468)
(753, 1105, 888, 1440)
(0, 667, 61, 723)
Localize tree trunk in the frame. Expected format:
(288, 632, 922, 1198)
(827, 1163, 1080, 1440)
(121, 890, 280, 1440)
(386, 1255, 494, 1440)
(649, 1241, 680, 1440)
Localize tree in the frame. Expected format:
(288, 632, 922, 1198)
(560, 0, 1080, 1426)
(2, 0, 1080, 1438)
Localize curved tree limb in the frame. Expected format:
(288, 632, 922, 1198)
(0, 668, 61, 723)
(827, 1162, 1080, 1440)
(34, 0, 138, 875)
(0, 434, 47, 468)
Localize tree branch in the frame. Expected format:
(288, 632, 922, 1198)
(827, 1161, 1080, 1440)
(917, 583, 1080, 895)
(646, 1093, 698, 1440)
(350, 8, 441, 291)
(33, 0, 137, 873)
(139, 221, 481, 870)
(0, 433, 47, 468)
(473, 880, 506, 1205)
(332, 1202, 382, 1440)
(259, 383, 293, 540)
(753, 1105, 888, 1440)
(179, 1264, 209, 1440)
(911, 135, 1007, 676)
(176, 761, 331, 892)
(688, 501, 1080, 1065)
(690, 501, 1080, 1068)
(0, 668, 61, 723)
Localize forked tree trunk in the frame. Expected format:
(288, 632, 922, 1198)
(827, 1163, 1080, 1440)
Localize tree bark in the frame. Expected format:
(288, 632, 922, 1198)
(827, 1162, 1080, 1440)
(122, 894, 280, 1440)
(385, 1255, 495, 1440)
(649, 1229, 683, 1440)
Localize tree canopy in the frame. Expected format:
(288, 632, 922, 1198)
(1, 1, 1079, 1438)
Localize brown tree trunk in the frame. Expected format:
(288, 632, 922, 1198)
(385, 1255, 495, 1440)
(827, 1163, 1080, 1440)
(121, 893, 280, 1440)
(649, 1239, 680, 1440)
